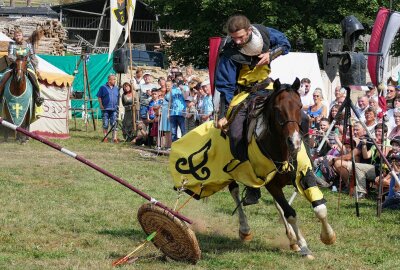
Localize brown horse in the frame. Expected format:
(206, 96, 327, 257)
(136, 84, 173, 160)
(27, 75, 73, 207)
(229, 78, 336, 258)
(0, 56, 33, 143)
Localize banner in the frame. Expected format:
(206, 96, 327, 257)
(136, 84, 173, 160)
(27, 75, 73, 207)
(108, 0, 136, 61)
(368, 7, 400, 86)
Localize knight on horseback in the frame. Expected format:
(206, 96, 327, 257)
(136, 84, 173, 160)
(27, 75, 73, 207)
(215, 15, 325, 206)
(0, 29, 43, 107)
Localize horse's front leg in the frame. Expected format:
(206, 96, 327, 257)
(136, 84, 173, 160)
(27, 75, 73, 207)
(266, 180, 314, 259)
(273, 199, 300, 251)
(300, 169, 336, 245)
(229, 182, 252, 241)
(314, 204, 336, 245)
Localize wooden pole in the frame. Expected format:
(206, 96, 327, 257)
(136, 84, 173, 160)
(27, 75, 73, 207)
(84, 56, 96, 131)
(94, 0, 108, 48)
(82, 55, 88, 132)
(126, 0, 136, 134)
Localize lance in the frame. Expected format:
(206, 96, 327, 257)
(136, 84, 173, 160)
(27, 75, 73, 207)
(0, 117, 192, 224)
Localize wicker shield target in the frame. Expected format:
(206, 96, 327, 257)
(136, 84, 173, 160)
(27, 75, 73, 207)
(137, 203, 201, 264)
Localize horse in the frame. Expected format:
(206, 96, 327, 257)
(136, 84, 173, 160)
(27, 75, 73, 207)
(228, 78, 336, 258)
(0, 55, 34, 143)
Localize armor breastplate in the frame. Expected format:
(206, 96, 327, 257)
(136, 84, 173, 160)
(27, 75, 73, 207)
(15, 45, 29, 57)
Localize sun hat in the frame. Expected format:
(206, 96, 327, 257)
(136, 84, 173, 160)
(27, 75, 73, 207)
(200, 79, 210, 87)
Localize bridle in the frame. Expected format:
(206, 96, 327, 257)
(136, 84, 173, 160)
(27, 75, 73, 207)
(258, 85, 302, 169)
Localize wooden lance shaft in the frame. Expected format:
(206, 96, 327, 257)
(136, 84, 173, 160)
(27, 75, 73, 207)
(0, 117, 193, 224)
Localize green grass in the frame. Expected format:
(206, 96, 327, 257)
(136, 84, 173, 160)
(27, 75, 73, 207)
(1, 120, 400, 269)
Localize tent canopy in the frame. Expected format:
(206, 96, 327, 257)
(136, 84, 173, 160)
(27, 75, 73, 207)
(37, 56, 75, 87)
(270, 52, 327, 102)
(0, 32, 13, 42)
(39, 54, 114, 116)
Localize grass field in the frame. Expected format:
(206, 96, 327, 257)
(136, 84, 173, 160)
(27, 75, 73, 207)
(1, 120, 400, 269)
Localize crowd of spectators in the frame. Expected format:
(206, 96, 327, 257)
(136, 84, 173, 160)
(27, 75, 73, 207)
(97, 70, 400, 209)
(303, 77, 400, 208)
(119, 66, 214, 150)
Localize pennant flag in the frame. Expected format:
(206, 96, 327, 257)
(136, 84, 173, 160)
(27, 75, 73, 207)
(108, 0, 136, 61)
(368, 7, 400, 86)
(208, 37, 223, 96)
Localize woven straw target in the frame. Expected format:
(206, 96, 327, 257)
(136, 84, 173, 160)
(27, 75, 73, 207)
(137, 203, 201, 264)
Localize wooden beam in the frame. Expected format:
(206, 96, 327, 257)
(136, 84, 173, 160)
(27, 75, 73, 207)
(94, 0, 108, 47)
(63, 8, 103, 16)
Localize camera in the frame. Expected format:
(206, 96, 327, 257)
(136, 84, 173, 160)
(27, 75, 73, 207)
(390, 152, 400, 162)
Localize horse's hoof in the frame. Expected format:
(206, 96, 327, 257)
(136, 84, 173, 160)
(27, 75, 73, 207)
(290, 244, 301, 251)
(299, 246, 313, 258)
(239, 230, 253, 242)
(320, 232, 336, 245)
(305, 254, 315, 260)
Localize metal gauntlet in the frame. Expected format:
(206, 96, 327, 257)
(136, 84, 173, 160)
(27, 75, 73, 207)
(269, 47, 285, 61)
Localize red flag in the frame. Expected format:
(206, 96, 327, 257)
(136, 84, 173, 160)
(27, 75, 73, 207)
(209, 37, 222, 95)
(377, 96, 387, 119)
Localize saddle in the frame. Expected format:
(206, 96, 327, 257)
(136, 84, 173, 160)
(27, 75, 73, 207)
(225, 78, 273, 158)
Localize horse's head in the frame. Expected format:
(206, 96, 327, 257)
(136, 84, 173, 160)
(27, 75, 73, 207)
(265, 78, 302, 156)
(13, 56, 28, 83)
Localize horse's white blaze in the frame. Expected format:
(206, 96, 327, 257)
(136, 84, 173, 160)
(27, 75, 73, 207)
(291, 130, 302, 151)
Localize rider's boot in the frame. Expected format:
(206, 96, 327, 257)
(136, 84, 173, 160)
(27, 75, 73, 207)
(243, 187, 261, 206)
(34, 95, 44, 106)
(28, 71, 44, 106)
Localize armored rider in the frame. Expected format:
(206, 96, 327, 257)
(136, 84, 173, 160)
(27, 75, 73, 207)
(4, 29, 43, 106)
(215, 15, 311, 205)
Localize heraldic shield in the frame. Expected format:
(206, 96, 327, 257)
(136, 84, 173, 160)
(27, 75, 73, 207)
(113, 0, 127, 26)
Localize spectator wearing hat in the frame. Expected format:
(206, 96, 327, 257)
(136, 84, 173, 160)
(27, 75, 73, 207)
(366, 82, 378, 100)
(199, 79, 214, 123)
(169, 79, 186, 142)
(139, 72, 158, 121)
(184, 95, 197, 132)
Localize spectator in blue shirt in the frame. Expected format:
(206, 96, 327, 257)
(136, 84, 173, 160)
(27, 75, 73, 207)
(168, 80, 186, 141)
(200, 79, 214, 123)
(97, 74, 119, 143)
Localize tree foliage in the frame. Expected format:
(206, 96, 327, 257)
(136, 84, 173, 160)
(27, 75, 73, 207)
(146, 0, 397, 68)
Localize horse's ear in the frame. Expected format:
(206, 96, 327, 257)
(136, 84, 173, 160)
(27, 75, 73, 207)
(292, 77, 301, 90)
(273, 79, 281, 91)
